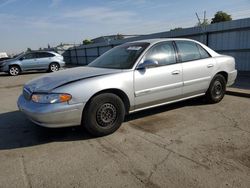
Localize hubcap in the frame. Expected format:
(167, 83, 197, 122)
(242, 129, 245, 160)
(10, 67, 19, 75)
(51, 64, 59, 72)
(96, 103, 117, 127)
(212, 80, 223, 98)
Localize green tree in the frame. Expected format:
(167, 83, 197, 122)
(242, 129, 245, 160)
(211, 11, 232, 24)
(83, 39, 93, 45)
(27, 48, 32, 52)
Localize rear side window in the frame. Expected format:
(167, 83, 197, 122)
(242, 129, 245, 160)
(175, 41, 201, 62)
(37, 52, 55, 58)
(144, 42, 176, 66)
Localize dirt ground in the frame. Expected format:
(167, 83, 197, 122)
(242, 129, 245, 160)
(0, 71, 249, 188)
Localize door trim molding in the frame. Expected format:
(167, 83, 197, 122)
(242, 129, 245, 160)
(130, 93, 205, 113)
(184, 76, 210, 86)
(135, 82, 183, 97)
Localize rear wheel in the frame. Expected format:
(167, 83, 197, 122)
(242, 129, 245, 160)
(49, 63, 59, 72)
(9, 66, 20, 76)
(205, 74, 226, 103)
(83, 93, 125, 136)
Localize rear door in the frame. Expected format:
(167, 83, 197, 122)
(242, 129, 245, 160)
(134, 41, 183, 110)
(36, 52, 54, 69)
(175, 40, 216, 97)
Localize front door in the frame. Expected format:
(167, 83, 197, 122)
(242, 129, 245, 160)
(20, 52, 37, 70)
(134, 41, 183, 110)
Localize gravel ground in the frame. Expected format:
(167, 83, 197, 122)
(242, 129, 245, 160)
(0, 71, 249, 188)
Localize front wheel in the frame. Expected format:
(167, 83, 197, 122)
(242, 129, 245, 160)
(83, 93, 125, 136)
(9, 66, 20, 76)
(205, 74, 226, 103)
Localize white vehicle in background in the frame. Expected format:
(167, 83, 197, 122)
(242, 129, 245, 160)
(0, 52, 8, 58)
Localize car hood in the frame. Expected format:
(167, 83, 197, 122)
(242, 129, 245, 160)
(24, 66, 122, 92)
(0, 58, 14, 65)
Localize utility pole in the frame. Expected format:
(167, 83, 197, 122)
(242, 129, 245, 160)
(196, 12, 202, 26)
(195, 11, 208, 45)
(204, 11, 206, 25)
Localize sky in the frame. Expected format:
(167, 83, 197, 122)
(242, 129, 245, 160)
(0, 0, 250, 54)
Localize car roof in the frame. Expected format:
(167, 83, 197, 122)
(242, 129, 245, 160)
(27, 51, 59, 55)
(127, 38, 219, 57)
(128, 38, 198, 45)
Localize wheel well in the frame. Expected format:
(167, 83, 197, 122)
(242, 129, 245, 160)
(216, 71, 228, 82)
(50, 62, 60, 68)
(9, 64, 21, 71)
(86, 89, 131, 114)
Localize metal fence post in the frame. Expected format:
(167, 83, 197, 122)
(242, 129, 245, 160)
(69, 49, 72, 64)
(74, 47, 79, 65)
(206, 32, 209, 46)
(84, 48, 88, 65)
(97, 46, 100, 57)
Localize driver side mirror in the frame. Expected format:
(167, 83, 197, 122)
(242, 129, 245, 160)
(137, 59, 158, 70)
(19, 57, 24, 61)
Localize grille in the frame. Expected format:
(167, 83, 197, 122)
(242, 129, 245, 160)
(23, 88, 32, 100)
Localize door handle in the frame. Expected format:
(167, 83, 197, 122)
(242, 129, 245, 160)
(207, 64, 214, 68)
(172, 70, 180, 75)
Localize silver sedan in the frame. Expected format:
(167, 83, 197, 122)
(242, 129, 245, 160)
(17, 38, 237, 136)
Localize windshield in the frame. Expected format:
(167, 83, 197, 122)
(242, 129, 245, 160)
(14, 52, 25, 59)
(88, 42, 149, 69)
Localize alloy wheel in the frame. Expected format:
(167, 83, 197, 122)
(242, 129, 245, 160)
(50, 64, 59, 72)
(9, 67, 20, 76)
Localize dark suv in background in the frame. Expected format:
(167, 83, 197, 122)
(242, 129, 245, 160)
(0, 57, 11, 62)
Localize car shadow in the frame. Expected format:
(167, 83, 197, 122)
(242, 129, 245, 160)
(0, 71, 48, 77)
(0, 111, 93, 150)
(0, 97, 207, 150)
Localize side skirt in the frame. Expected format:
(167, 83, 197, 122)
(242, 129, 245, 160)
(129, 93, 205, 114)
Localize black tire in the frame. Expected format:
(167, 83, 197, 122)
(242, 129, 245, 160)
(49, 62, 60, 72)
(205, 74, 226, 103)
(83, 93, 125, 136)
(9, 65, 20, 76)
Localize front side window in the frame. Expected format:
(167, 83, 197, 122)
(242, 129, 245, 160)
(22, 53, 36, 60)
(88, 42, 149, 69)
(175, 41, 201, 62)
(144, 42, 176, 66)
